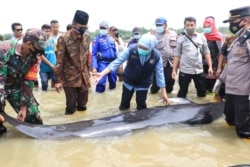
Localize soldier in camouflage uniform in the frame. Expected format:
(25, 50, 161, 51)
(55, 10, 91, 115)
(0, 28, 47, 134)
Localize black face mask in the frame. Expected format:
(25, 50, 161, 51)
(229, 19, 244, 34)
(115, 32, 119, 38)
(75, 27, 86, 36)
(29, 44, 45, 56)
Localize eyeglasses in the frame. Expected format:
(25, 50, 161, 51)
(15, 28, 23, 31)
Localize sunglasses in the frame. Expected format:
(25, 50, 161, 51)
(15, 28, 23, 31)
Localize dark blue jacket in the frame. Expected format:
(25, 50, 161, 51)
(123, 45, 160, 88)
(127, 38, 139, 48)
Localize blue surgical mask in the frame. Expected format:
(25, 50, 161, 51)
(134, 34, 141, 39)
(156, 26, 164, 33)
(99, 29, 107, 35)
(138, 48, 150, 56)
(203, 27, 212, 34)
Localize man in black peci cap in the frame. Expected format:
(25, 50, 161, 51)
(213, 6, 250, 139)
(55, 10, 91, 115)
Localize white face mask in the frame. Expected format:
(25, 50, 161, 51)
(156, 26, 164, 33)
(134, 34, 141, 39)
(99, 29, 107, 35)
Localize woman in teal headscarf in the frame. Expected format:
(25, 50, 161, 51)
(93, 33, 169, 110)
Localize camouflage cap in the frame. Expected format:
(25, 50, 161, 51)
(24, 28, 47, 49)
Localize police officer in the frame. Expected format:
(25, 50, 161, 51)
(213, 6, 250, 138)
(91, 21, 118, 93)
(0, 28, 47, 134)
(150, 16, 177, 94)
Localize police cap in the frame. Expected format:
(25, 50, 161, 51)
(223, 6, 250, 23)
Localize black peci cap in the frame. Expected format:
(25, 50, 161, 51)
(73, 10, 89, 25)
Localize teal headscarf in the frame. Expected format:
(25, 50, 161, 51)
(138, 33, 157, 52)
(137, 33, 157, 64)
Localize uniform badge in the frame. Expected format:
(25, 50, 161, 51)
(149, 59, 155, 64)
(235, 48, 243, 55)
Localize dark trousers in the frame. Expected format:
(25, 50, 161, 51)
(177, 72, 206, 98)
(224, 94, 250, 138)
(63, 85, 88, 113)
(203, 65, 216, 92)
(151, 63, 175, 94)
(120, 84, 148, 110)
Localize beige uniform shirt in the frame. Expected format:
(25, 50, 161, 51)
(174, 32, 210, 74)
(219, 36, 250, 95)
(155, 30, 177, 67)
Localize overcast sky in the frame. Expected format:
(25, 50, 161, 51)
(1, 0, 249, 34)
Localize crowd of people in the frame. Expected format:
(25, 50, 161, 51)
(0, 6, 249, 139)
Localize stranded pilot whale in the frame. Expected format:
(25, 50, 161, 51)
(2, 98, 224, 139)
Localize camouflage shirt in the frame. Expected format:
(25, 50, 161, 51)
(0, 40, 39, 110)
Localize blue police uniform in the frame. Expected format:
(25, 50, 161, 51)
(92, 34, 118, 93)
